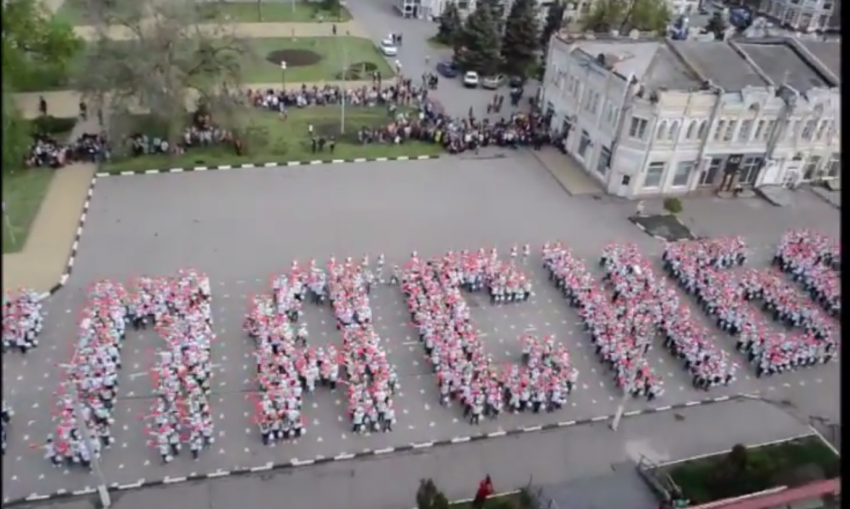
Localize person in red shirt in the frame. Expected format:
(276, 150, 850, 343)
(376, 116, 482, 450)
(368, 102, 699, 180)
(472, 475, 494, 509)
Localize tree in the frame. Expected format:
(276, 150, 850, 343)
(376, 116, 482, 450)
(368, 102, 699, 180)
(540, 1, 566, 51)
(1, 0, 82, 172)
(74, 0, 255, 158)
(455, 3, 502, 75)
(478, 0, 506, 21)
(501, 0, 539, 77)
(580, 0, 671, 34)
(436, 1, 463, 48)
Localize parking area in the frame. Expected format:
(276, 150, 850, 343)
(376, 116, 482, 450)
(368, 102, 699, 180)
(2, 156, 839, 501)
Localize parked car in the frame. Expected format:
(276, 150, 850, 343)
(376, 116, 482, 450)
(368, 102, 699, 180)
(436, 61, 458, 78)
(462, 71, 480, 88)
(379, 39, 398, 56)
(481, 74, 506, 89)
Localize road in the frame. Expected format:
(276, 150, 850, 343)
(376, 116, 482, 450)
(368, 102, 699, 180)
(6, 398, 818, 509)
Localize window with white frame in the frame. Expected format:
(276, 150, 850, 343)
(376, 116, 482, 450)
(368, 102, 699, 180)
(698, 120, 709, 139)
(672, 161, 695, 187)
(578, 130, 591, 157)
(754, 120, 766, 140)
(713, 120, 726, 141)
(827, 153, 839, 177)
(669, 121, 680, 142)
(597, 146, 612, 175)
(656, 121, 668, 140)
(801, 120, 817, 141)
(686, 121, 697, 139)
(763, 119, 776, 140)
(629, 117, 648, 139)
(724, 120, 737, 142)
(816, 120, 829, 141)
(643, 162, 665, 188)
(737, 119, 753, 142)
(610, 107, 619, 126)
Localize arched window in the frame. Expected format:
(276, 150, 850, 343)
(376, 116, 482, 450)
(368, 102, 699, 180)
(686, 121, 697, 139)
(816, 121, 829, 141)
(697, 120, 709, 139)
(669, 121, 680, 142)
(656, 121, 668, 140)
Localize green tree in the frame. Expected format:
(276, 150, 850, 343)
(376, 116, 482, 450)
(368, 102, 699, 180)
(1, 0, 82, 172)
(501, 0, 539, 77)
(478, 0, 505, 21)
(580, 0, 670, 33)
(541, 1, 566, 51)
(455, 3, 502, 75)
(436, 1, 464, 47)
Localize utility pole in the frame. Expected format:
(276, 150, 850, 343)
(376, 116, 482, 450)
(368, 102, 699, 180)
(61, 357, 111, 508)
(340, 44, 348, 134)
(611, 339, 649, 431)
(2, 201, 15, 247)
(280, 60, 287, 90)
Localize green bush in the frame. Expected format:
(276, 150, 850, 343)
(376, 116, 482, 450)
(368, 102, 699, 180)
(663, 197, 683, 214)
(29, 116, 77, 136)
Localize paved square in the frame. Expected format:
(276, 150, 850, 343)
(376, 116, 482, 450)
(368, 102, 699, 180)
(2, 156, 839, 501)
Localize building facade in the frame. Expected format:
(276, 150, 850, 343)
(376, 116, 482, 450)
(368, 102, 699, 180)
(755, 0, 840, 33)
(539, 32, 840, 198)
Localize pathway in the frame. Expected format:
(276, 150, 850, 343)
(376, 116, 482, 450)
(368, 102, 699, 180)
(71, 20, 368, 40)
(531, 146, 605, 196)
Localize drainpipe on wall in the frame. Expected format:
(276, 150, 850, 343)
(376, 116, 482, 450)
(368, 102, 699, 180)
(763, 84, 800, 183)
(635, 109, 661, 196)
(694, 82, 725, 187)
(604, 73, 637, 193)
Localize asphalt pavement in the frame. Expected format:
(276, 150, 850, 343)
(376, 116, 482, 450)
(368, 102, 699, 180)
(2, 156, 840, 503)
(7, 398, 817, 509)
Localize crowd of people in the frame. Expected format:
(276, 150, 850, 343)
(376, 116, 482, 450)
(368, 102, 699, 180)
(139, 271, 215, 463)
(663, 234, 839, 377)
(401, 250, 578, 423)
(2, 289, 44, 354)
(244, 257, 399, 442)
(543, 244, 670, 398)
(774, 230, 840, 317)
(46, 280, 127, 469)
(26, 132, 108, 169)
(248, 83, 424, 111)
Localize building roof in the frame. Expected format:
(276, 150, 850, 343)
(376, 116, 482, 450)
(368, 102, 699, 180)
(532, 463, 659, 509)
(799, 40, 841, 79)
(667, 40, 771, 90)
(736, 40, 831, 91)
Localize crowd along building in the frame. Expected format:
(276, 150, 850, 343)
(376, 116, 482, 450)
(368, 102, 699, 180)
(539, 30, 840, 198)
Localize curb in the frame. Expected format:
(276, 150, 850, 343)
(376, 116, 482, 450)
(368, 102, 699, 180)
(629, 215, 695, 242)
(1, 393, 749, 507)
(39, 175, 99, 301)
(94, 154, 441, 177)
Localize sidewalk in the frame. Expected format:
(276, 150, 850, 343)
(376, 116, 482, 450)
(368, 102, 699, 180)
(72, 20, 368, 40)
(3, 163, 96, 294)
(532, 147, 605, 196)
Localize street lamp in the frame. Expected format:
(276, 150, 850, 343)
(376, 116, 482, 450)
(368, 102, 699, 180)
(280, 61, 287, 90)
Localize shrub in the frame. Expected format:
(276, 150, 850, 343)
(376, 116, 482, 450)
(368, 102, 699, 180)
(30, 116, 77, 136)
(663, 197, 683, 215)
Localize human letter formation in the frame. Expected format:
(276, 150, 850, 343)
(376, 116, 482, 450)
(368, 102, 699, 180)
(3, 288, 43, 354)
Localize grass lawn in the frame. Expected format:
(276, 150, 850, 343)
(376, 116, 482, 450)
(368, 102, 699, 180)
(101, 107, 442, 173)
(2, 168, 55, 254)
(450, 493, 524, 509)
(667, 436, 840, 505)
(195, 1, 352, 23)
(56, 0, 351, 26)
(244, 37, 394, 83)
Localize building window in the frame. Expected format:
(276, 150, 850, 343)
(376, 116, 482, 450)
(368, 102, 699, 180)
(764, 120, 776, 140)
(827, 153, 839, 177)
(597, 146, 612, 176)
(740, 156, 762, 184)
(656, 121, 668, 140)
(803, 155, 822, 180)
(672, 161, 695, 187)
(643, 162, 665, 188)
(686, 121, 697, 139)
(784, 8, 797, 23)
(713, 120, 726, 141)
(457, 0, 469, 8)
(754, 120, 766, 140)
(737, 120, 753, 142)
(698, 120, 709, 139)
(629, 117, 648, 139)
(669, 121, 680, 142)
(816, 121, 829, 141)
(578, 130, 591, 157)
(724, 120, 737, 142)
(786, 120, 798, 140)
(801, 120, 817, 141)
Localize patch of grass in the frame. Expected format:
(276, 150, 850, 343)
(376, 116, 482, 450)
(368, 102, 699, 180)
(245, 37, 394, 83)
(101, 106, 442, 173)
(2, 168, 55, 254)
(196, 1, 352, 23)
(666, 436, 840, 505)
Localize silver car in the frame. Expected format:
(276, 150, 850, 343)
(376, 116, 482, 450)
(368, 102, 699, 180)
(481, 74, 506, 90)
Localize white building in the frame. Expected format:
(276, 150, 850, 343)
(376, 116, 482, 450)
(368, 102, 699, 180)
(755, 0, 840, 33)
(539, 31, 840, 198)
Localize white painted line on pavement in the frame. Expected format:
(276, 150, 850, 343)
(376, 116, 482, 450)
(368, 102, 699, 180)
(451, 437, 471, 444)
(118, 480, 144, 490)
(374, 448, 394, 455)
(558, 420, 576, 427)
(713, 395, 730, 402)
(163, 476, 187, 484)
(207, 470, 230, 478)
(250, 463, 273, 472)
(26, 494, 50, 501)
(655, 405, 672, 411)
(522, 425, 542, 432)
(412, 442, 433, 449)
(591, 416, 609, 422)
(291, 458, 315, 467)
(73, 487, 95, 496)
(684, 401, 701, 406)
(487, 431, 507, 438)
(624, 410, 641, 417)
(335, 453, 356, 460)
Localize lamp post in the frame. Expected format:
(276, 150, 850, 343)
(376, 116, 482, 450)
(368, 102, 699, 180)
(280, 61, 287, 90)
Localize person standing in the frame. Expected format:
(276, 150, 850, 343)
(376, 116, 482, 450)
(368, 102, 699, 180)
(471, 475, 494, 509)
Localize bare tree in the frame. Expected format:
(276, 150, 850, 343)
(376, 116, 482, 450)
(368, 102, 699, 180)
(74, 0, 256, 157)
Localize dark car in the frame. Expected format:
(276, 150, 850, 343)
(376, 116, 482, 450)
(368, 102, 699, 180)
(508, 75, 525, 88)
(436, 61, 459, 78)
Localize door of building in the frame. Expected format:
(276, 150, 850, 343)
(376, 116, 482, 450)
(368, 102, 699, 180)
(699, 157, 723, 185)
(803, 155, 821, 180)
